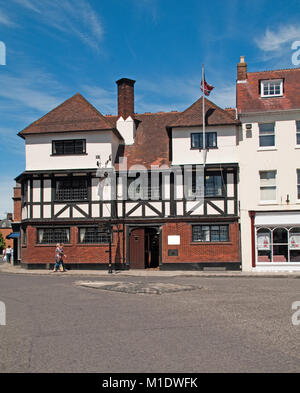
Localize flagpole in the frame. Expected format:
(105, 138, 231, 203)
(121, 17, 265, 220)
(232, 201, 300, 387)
(202, 64, 206, 167)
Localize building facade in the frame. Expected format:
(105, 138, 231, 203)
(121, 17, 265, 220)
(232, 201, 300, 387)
(237, 57, 300, 271)
(14, 78, 241, 270)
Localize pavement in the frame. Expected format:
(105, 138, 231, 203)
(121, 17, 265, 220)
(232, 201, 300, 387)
(0, 272, 299, 373)
(1, 261, 300, 278)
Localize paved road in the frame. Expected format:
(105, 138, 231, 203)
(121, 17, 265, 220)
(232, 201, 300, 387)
(0, 273, 299, 373)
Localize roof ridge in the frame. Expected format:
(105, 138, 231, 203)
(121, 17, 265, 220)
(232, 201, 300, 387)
(248, 67, 300, 74)
(19, 92, 114, 136)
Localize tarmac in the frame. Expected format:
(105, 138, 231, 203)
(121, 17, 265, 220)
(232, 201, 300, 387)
(0, 261, 300, 278)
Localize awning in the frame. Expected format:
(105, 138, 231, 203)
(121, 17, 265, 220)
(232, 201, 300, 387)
(6, 232, 20, 239)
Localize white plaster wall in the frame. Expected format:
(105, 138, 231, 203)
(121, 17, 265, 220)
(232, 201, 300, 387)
(43, 180, 51, 202)
(238, 111, 300, 271)
(25, 131, 119, 171)
(116, 116, 136, 145)
(172, 125, 238, 165)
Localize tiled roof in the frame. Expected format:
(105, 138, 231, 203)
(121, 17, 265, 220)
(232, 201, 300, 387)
(19, 93, 114, 137)
(236, 67, 300, 113)
(168, 97, 239, 127)
(113, 112, 180, 169)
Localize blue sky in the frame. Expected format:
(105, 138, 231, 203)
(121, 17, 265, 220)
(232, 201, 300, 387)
(0, 0, 300, 217)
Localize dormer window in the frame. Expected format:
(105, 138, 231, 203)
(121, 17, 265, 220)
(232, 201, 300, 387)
(261, 79, 283, 98)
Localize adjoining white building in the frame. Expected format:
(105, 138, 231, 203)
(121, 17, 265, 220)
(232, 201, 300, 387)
(237, 56, 300, 271)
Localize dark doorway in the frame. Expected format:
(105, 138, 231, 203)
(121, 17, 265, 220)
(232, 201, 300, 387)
(129, 227, 160, 269)
(145, 228, 160, 269)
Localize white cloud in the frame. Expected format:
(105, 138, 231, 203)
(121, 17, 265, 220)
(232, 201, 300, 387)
(11, 0, 103, 50)
(0, 71, 66, 113)
(0, 10, 16, 26)
(255, 25, 300, 52)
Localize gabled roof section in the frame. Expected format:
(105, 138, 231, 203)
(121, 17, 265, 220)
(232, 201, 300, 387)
(168, 97, 239, 128)
(236, 67, 300, 113)
(19, 93, 115, 137)
(113, 111, 180, 169)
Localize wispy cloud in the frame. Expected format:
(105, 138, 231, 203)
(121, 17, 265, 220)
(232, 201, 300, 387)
(255, 24, 300, 53)
(12, 0, 103, 51)
(0, 10, 16, 27)
(0, 70, 67, 113)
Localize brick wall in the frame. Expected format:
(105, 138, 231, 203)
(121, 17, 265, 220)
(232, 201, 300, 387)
(13, 187, 22, 222)
(0, 228, 13, 248)
(162, 221, 240, 263)
(21, 225, 125, 265)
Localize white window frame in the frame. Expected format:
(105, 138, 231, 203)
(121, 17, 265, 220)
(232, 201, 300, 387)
(260, 79, 283, 98)
(259, 170, 277, 204)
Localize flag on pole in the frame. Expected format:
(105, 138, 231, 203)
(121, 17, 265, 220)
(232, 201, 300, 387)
(201, 76, 214, 96)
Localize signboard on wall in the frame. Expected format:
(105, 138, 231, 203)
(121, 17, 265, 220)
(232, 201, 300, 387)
(289, 233, 300, 249)
(257, 232, 271, 250)
(168, 235, 180, 245)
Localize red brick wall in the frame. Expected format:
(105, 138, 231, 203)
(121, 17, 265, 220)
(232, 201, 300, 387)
(0, 229, 13, 248)
(21, 225, 125, 265)
(13, 187, 22, 222)
(21, 221, 240, 266)
(162, 221, 240, 263)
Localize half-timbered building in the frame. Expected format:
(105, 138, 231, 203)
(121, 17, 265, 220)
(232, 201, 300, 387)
(14, 78, 241, 270)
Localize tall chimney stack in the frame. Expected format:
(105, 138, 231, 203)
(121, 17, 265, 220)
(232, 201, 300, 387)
(116, 78, 136, 119)
(237, 56, 247, 81)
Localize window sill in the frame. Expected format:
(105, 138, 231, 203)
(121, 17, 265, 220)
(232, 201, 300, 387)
(257, 147, 277, 151)
(35, 244, 71, 247)
(260, 95, 283, 99)
(50, 153, 88, 157)
(190, 147, 218, 151)
(190, 242, 232, 245)
(295, 146, 300, 149)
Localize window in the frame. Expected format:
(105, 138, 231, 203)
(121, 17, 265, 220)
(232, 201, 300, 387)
(37, 228, 70, 244)
(259, 123, 275, 147)
(257, 226, 300, 263)
(52, 139, 86, 155)
(261, 80, 283, 97)
(297, 170, 300, 199)
(192, 225, 229, 242)
(79, 227, 111, 244)
(55, 178, 88, 201)
(205, 173, 223, 196)
(22, 228, 27, 246)
(191, 132, 217, 149)
(260, 171, 277, 202)
(296, 121, 300, 145)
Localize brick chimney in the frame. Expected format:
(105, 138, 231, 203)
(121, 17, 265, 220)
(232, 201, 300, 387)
(237, 56, 247, 81)
(116, 78, 136, 119)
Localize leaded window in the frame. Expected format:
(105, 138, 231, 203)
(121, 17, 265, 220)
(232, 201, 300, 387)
(55, 178, 88, 201)
(192, 225, 229, 242)
(37, 228, 70, 244)
(79, 227, 110, 244)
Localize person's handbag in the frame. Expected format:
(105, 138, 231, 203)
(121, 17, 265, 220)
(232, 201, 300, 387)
(3, 255, 7, 262)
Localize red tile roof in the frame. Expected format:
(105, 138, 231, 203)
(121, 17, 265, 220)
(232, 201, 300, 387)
(112, 112, 179, 169)
(18, 93, 114, 137)
(236, 67, 300, 113)
(168, 97, 239, 127)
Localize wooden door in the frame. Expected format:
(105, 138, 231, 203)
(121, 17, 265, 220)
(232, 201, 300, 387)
(129, 228, 145, 269)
